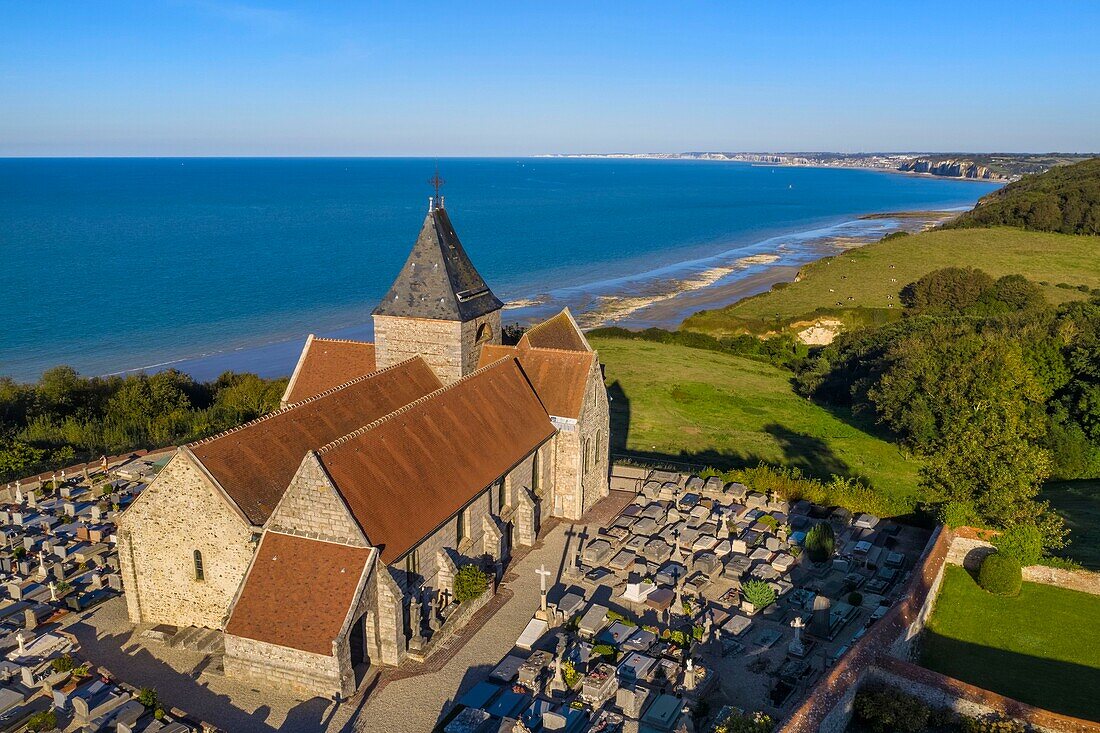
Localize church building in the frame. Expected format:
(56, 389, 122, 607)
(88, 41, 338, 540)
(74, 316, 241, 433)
(117, 196, 611, 697)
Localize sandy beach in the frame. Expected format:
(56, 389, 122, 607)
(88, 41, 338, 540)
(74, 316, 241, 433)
(114, 209, 956, 381)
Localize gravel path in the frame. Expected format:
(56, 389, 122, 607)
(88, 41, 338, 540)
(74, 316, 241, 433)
(345, 524, 571, 733)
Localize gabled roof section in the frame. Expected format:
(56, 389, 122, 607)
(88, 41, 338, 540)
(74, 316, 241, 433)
(372, 205, 503, 322)
(225, 532, 373, 656)
(189, 357, 442, 526)
(281, 335, 377, 405)
(518, 308, 591, 352)
(318, 356, 555, 564)
(479, 342, 596, 420)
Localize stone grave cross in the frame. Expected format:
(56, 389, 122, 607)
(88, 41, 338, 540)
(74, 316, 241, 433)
(536, 565, 552, 612)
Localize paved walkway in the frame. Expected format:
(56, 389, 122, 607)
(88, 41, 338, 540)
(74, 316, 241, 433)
(344, 523, 572, 733)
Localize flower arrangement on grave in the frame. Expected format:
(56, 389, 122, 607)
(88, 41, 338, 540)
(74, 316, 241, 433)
(692, 624, 704, 641)
(561, 661, 580, 688)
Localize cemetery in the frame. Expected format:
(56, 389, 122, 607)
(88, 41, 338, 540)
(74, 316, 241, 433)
(0, 455, 203, 732)
(434, 469, 931, 732)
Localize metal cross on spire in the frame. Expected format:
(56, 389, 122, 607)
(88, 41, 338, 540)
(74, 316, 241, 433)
(428, 165, 445, 209)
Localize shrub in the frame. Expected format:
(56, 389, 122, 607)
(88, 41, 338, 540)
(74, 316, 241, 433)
(138, 687, 159, 710)
(742, 580, 777, 610)
(978, 552, 1022, 597)
(26, 710, 57, 732)
(847, 591, 864, 607)
(804, 522, 835, 562)
(50, 654, 76, 673)
(714, 711, 775, 733)
(591, 643, 616, 660)
(853, 685, 931, 733)
(991, 522, 1043, 566)
(960, 716, 1027, 733)
(453, 564, 490, 603)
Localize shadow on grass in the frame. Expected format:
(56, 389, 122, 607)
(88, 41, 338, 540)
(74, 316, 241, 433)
(1040, 479, 1100, 571)
(919, 633, 1100, 723)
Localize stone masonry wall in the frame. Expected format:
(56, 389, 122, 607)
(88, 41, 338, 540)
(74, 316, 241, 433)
(223, 634, 346, 698)
(948, 528, 1100, 596)
(267, 453, 367, 547)
(373, 310, 501, 385)
(460, 310, 502, 378)
(118, 451, 256, 629)
(552, 358, 611, 520)
(373, 315, 465, 384)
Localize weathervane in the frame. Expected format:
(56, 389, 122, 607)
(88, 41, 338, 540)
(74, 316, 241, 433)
(428, 165, 445, 210)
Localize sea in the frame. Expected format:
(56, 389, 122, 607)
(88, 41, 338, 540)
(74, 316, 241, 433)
(0, 158, 1001, 382)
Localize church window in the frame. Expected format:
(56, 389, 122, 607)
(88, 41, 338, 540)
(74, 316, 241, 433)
(476, 322, 493, 345)
(405, 548, 419, 576)
(456, 507, 467, 543)
(193, 550, 205, 582)
(595, 430, 603, 465)
(584, 438, 593, 475)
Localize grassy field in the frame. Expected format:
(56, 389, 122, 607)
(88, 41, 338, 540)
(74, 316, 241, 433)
(591, 336, 921, 514)
(1042, 479, 1100, 571)
(921, 565, 1100, 721)
(683, 227, 1100, 337)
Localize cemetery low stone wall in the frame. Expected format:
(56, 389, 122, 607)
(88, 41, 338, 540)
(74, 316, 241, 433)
(779, 525, 952, 733)
(870, 657, 1100, 733)
(949, 527, 1100, 596)
(780, 526, 1100, 733)
(405, 586, 494, 663)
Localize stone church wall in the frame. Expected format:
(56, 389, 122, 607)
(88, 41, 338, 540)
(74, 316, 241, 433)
(551, 358, 611, 520)
(459, 310, 502, 378)
(223, 635, 346, 698)
(118, 451, 256, 629)
(267, 453, 367, 547)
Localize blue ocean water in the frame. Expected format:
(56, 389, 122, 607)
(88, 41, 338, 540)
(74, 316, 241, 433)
(0, 158, 999, 381)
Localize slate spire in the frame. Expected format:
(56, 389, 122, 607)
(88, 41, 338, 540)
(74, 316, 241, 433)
(372, 200, 503, 321)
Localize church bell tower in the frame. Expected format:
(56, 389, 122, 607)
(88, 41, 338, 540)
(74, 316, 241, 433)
(372, 190, 503, 385)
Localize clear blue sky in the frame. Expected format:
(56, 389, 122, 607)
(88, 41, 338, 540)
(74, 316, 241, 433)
(2, 1, 1098, 156)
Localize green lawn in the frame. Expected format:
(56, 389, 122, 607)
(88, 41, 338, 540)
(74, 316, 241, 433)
(1042, 479, 1100, 571)
(683, 227, 1100, 337)
(591, 336, 921, 514)
(921, 565, 1100, 721)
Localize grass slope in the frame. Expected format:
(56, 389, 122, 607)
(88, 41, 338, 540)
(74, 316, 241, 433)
(592, 336, 920, 513)
(921, 565, 1100, 721)
(683, 227, 1099, 337)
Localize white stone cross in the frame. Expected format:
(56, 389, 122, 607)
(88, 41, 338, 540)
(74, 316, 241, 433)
(536, 565, 552, 611)
(15, 632, 26, 656)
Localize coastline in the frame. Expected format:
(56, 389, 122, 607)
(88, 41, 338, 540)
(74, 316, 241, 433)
(542, 154, 1009, 183)
(129, 209, 956, 382)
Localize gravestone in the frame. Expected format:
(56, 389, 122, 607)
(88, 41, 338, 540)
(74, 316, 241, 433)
(811, 595, 832, 637)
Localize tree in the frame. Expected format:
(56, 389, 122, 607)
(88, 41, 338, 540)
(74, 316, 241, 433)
(453, 564, 490, 602)
(899, 267, 993, 313)
(804, 522, 835, 562)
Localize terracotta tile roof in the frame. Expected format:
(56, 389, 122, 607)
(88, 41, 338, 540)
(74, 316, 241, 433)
(318, 357, 555, 564)
(190, 358, 442, 526)
(283, 336, 378, 404)
(518, 308, 591, 352)
(225, 532, 372, 656)
(479, 343, 595, 420)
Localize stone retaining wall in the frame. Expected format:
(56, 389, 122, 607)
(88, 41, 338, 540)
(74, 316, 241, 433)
(871, 657, 1100, 733)
(949, 527, 1100, 596)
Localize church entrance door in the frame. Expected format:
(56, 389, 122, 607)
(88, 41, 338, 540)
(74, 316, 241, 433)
(350, 613, 369, 684)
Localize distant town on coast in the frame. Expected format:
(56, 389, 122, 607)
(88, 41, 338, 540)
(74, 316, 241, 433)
(545, 151, 1097, 181)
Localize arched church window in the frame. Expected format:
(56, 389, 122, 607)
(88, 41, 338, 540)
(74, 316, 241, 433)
(595, 430, 603, 464)
(193, 550, 205, 582)
(476, 322, 493, 344)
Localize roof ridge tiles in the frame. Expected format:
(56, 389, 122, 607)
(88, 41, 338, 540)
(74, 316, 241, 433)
(310, 337, 374, 345)
(520, 345, 596, 357)
(317, 356, 520, 456)
(188, 355, 430, 449)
